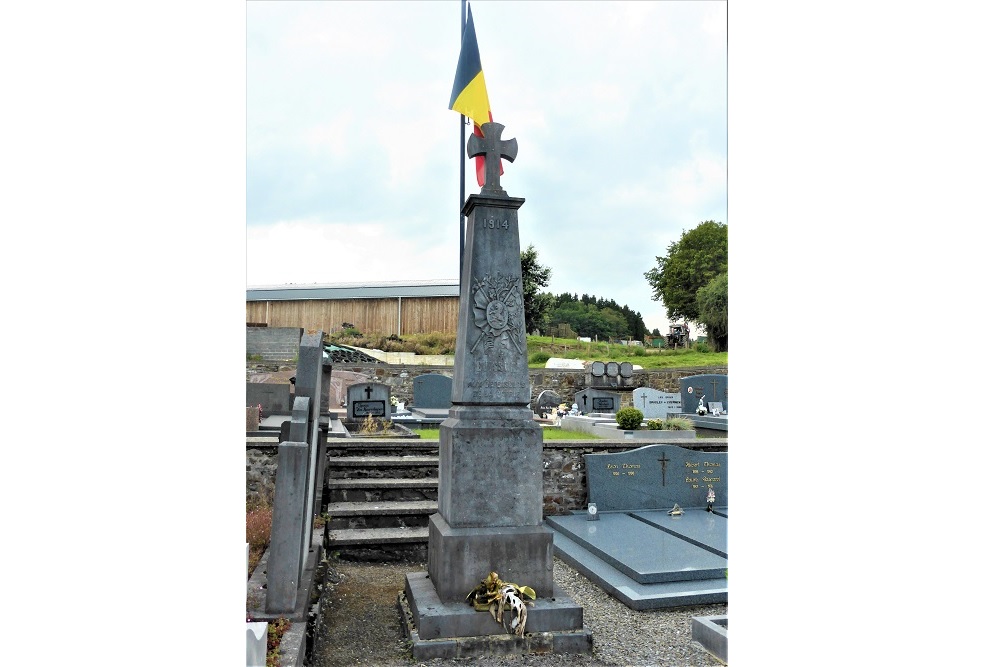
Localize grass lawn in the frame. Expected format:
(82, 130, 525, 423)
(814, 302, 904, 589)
(413, 426, 603, 440)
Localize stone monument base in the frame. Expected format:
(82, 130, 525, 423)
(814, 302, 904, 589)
(427, 513, 554, 601)
(400, 571, 592, 660)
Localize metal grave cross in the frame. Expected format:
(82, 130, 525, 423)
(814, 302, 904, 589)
(467, 122, 518, 194)
(709, 378, 720, 400)
(658, 452, 670, 486)
(364, 385, 372, 399)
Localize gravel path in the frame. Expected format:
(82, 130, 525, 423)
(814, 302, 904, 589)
(310, 556, 727, 666)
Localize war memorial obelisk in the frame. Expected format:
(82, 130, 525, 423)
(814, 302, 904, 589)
(401, 123, 592, 658)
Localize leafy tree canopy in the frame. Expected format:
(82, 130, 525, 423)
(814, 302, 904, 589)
(520, 244, 553, 335)
(696, 271, 727, 352)
(644, 220, 727, 323)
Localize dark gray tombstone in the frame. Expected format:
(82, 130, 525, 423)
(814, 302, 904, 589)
(585, 444, 727, 512)
(265, 439, 309, 613)
(246, 382, 291, 415)
(534, 389, 561, 417)
(293, 333, 326, 569)
(411, 373, 453, 409)
(632, 387, 683, 419)
(574, 388, 620, 415)
(680, 374, 728, 414)
(346, 382, 390, 420)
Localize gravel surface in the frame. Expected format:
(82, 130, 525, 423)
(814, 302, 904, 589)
(310, 556, 727, 667)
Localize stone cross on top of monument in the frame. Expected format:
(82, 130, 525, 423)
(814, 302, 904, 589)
(467, 121, 517, 195)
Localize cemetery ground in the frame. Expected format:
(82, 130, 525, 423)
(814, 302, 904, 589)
(311, 555, 727, 667)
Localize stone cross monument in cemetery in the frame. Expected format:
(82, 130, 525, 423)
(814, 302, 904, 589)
(402, 123, 591, 659)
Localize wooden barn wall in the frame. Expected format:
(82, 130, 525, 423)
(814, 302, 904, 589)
(246, 297, 459, 336)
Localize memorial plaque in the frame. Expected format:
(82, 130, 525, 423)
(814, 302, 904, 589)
(606, 361, 619, 377)
(585, 444, 727, 511)
(352, 400, 386, 418)
(591, 361, 606, 376)
(592, 397, 615, 411)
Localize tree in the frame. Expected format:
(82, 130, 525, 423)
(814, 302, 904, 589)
(520, 244, 553, 335)
(644, 220, 727, 323)
(696, 272, 727, 352)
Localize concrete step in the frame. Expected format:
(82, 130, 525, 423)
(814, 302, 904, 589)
(328, 456, 439, 468)
(326, 499, 438, 529)
(327, 500, 438, 517)
(328, 525, 429, 546)
(327, 477, 439, 503)
(327, 477, 439, 490)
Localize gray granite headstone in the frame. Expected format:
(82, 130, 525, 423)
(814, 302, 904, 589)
(680, 374, 728, 414)
(411, 373, 453, 409)
(346, 382, 390, 420)
(574, 388, 620, 415)
(585, 444, 727, 511)
(631, 387, 683, 419)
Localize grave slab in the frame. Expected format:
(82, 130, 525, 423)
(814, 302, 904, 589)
(545, 513, 727, 583)
(691, 615, 728, 663)
(549, 528, 727, 610)
(629, 509, 728, 558)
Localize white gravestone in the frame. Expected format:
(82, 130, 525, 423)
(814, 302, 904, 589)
(632, 387, 683, 419)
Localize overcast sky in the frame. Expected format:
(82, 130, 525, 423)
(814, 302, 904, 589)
(246, 0, 727, 336)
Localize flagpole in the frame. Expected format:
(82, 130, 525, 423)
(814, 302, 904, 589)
(459, 0, 467, 290)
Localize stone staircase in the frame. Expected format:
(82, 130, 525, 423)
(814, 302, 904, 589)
(325, 439, 440, 561)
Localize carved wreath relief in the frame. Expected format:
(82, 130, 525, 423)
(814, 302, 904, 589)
(471, 272, 524, 356)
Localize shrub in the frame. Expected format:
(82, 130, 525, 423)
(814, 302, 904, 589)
(647, 418, 664, 430)
(529, 351, 551, 364)
(664, 416, 695, 430)
(360, 414, 379, 435)
(616, 407, 644, 429)
(246, 503, 272, 577)
(267, 617, 291, 667)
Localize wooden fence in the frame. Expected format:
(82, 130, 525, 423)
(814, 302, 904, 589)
(246, 296, 460, 336)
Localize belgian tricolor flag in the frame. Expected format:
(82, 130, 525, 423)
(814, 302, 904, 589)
(449, 5, 500, 187)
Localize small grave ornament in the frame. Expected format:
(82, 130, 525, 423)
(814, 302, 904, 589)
(668, 503, 685, 516)
(696, 396, 708, 416)
(706, 486, 716, 512)
(587, 502, 600, 521)
(466, 571, 536, 637)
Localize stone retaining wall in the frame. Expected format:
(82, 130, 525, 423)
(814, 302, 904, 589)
(246, 439, 726, 516)
(251, 364, 728, 411)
